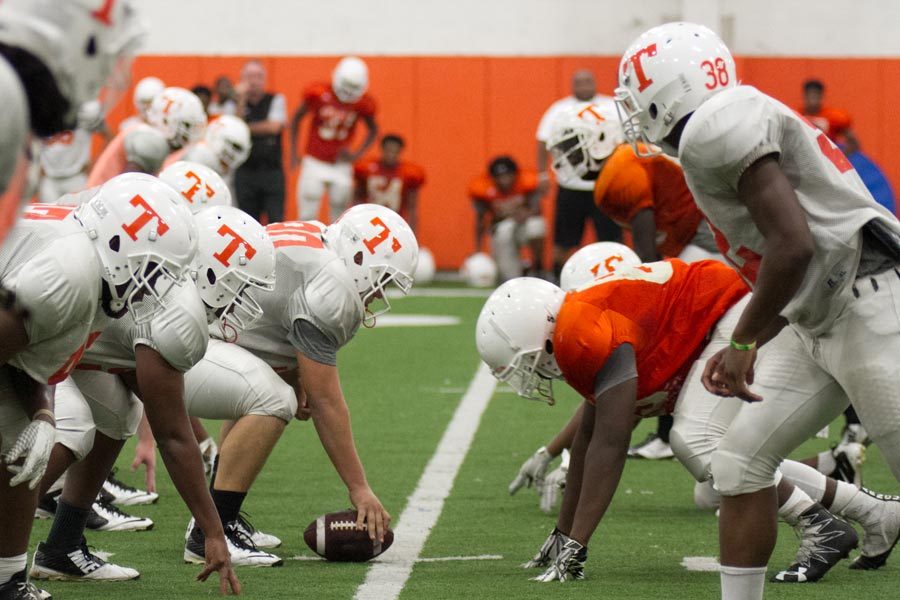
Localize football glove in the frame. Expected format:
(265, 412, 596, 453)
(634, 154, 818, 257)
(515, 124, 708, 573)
(4, 418, 55, 489)
(522, 527, 565, 569)
(532, 537, 587, 582)
(540, 448, 569, 513)
(509, 446, 554, 495)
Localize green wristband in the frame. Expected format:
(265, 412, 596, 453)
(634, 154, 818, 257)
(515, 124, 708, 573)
(730, 339, 757, 351)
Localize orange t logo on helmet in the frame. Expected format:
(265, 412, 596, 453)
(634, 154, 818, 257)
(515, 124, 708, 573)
(623, 44, 658, 92)
(214, 224, 257, 267)
(122, 194, 170, 241)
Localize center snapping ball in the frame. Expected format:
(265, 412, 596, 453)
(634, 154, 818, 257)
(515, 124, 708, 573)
(303, 510, 394, 562)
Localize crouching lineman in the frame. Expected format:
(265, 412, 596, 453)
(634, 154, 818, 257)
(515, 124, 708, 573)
(30, 183, 269, 590)
(477, 261, 900, 585)
(177, 203, 418, 566)
(0, 172, 197, 599)
(165, 115, 252, 187)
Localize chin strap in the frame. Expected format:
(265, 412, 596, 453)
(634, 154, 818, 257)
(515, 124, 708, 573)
(219, 316, 239, 343)
(363, 308, 377, 329)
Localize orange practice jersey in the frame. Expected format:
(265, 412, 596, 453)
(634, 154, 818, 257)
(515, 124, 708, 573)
(468, 170, 540, 218)
(799, 106, 852, 141)
(302, 82, 376, 163)
(593, 144, 702, 258)
(87, 125, 135, 187)
(354, 158, 425, 216)
(553, 259, 749, 411)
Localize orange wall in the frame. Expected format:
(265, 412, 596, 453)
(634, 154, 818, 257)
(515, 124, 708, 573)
(115, 55, 900, 269)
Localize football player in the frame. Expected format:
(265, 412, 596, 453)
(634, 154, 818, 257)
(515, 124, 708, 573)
(88, 87, 207, 187)
(164, 115, 252, 184)
(118, 76, 165, 133)
(353, 134, 426, 233)
(479, 266, 900, 586)
(0, 172, 197, 599)
(290, 57, 378, 222)
(30, 202, 270, 586)
(615, 22, 900, 599)
(469, 156, 545, 282)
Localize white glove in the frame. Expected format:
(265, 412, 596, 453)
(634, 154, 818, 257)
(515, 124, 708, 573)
(540, 448, 569, 513)
(4, 419, 55, 489)
(522, 527, 565, 569)
(509, 446, 554, 495)
(532, 537, 587, 582)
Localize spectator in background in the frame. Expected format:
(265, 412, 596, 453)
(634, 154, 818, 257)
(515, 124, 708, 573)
(209, 75, 237, 116)
(536, 70, 621, 280)
(800, 79, 860, 154)
(234, 59, 287, 223)
(354, 134, 425, 233)
(469, 156, 545, 281)
(191, 85, 212, 116)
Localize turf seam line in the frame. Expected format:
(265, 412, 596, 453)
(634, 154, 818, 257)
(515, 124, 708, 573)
(353, 362, 497, 600)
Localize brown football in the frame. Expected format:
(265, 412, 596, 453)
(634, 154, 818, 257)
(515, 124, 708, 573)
(303, 510, 394, 562)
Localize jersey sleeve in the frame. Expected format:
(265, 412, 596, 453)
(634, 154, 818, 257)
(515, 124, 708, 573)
(123, 128, 170, 174)
(302, 83, 327, 108)
(286, 260, 362, 352)
(592, 343, 638, 397)
(595, 150, 654, 223)
(288, 318, 338, 365)
(828, 107, 853, 136)
(468, 176, 490, 201)
(517, 170, 540, 194)
(134, 287, 209, 373)
(403, 163, 426, 190)
(679, 89, 783, 192)
(358, 95, 377, 118)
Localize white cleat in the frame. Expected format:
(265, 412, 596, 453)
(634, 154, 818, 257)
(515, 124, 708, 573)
(236, 514, 282, 549)
(89, 500, 154, 532)
(184, 522, 283, 567)
(30, 541, 140, 581)
(830, 442, 866, 487)
(102, 470, 159, 506)
(628, 434, 674, 459)
(850, 490, 900, 570)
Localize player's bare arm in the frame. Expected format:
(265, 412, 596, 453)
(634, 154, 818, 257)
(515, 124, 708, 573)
(0, 305, 30, 368)
(405, 188, 420, 234)
(129, 345, 241, 595)
(704, 155, 814, 401)
(473, 200, 489, 251)
(341, 114, 378, 163)
(629, 207, 660, 262)
(295, 351, 391, 543)
(289, 102, 309, 168)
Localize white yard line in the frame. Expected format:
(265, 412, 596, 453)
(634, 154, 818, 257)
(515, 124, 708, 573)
(353, 362, 497, 600)
(386, 288, 493, 299)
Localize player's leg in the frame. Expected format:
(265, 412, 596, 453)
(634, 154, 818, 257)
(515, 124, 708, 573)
(182, 340, 296, 566)
(30, 374, 141, 582)
(298, 156, 327, 221)
(587, 193, 622, 243)
(234, 167, 264, 222)
(551, 186, 587, 279)
(491, 218, 524, 281)
(327, 161, 354, 222)
(262, 167, 285, 224)
(36, 377, 95, 499)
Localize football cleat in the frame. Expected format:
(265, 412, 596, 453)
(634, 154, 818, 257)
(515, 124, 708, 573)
(0, 570, 51, 600)
(849, 489, 900, 570)
(34, 491, 60, 520)
(199, 437, 218, 479)
(184, 522, 283, 567)
(840, 423, 870, 447)
(627, 433, 674, 459)
(30, 540, 139, 581)
(772, 503, 858, 583)
(531, 538, 587, 582)
(236, 513, 282, 549)
(102, 469, 159, 506)
(522, 528, 566, 569)
(87, 499, 154, 532)
(829, 442, 866, 487)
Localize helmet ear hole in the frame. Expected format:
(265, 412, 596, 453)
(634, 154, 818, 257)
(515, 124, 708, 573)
(86, 36, 97, 57)
(353, 251, 364, 266)
(649, 103, 659, 119)
(206, 268, 216, 285)
(108, 235, 120, 252)
(545, 340, 554, 355)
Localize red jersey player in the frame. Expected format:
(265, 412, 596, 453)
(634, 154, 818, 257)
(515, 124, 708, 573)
(290, 57, 378, 222)
(354, 134, 425, 233)
(798, 79, 859, 154)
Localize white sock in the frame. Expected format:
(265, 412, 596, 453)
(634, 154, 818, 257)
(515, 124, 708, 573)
(720, 565, 767, 600)
(779, 459, 828, 502)
(778, 484, 815, 526)
(831, 481, 880, 524)
(816, 450, 837, 475)
(0, 553, 26, 586)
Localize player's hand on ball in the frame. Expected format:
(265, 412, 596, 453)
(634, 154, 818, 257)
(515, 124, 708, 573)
(509, 446, 553, 495)
(197, 534, 241, 595)
(532, 537, 587, 582)
(522, 527, 565, 569)
(350, 486, 391, 543)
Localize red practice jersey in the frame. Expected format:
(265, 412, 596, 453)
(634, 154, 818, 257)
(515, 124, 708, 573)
(553, 259, 749, 413)
(468, 170, 540, 220)
(354, 158, 425, 218)
(798, 105, 852, 141)
(302, 82, 377, 163)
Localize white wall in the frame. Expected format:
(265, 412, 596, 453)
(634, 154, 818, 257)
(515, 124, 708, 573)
(138, 0, 900, 57)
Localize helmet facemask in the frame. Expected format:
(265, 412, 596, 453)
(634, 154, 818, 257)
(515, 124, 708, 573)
(200, 266, 274, 337)
(487, 320, 560, 406)
(361, 264, 414, 326)
(104, 253, 182, 323)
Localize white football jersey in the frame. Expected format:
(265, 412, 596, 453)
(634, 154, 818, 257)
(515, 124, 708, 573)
(0, 213, 107, 384)
(39, 129, 92, 179)
(227, 221, 363, 370)
(678, 85, 900, 335)
(78, 282, 209, 373)
(119, 115, 144, 134)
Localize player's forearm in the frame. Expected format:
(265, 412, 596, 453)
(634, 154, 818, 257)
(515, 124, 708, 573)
(568, 431, 629, 546)
(546, 403, 584, 457)
(0, 307, 28, 366)
(351, 126, 378, 161)
(10, 369, 53, 419)
(556, 409, 589, 535)
(311, 393, 369, 492)
(536, 141, 549, 174)
(630, 209, 659, 262)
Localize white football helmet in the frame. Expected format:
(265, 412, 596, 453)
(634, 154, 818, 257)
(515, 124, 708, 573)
(74, 172, 198, 323)
(560, 242, 641, 291)
(323, 204, 418, 321)
(460, 253, 497, 288)
(191, 206, 276, 334)
(332, 56, 369, 104)
(147, 87, 207, 149)
(476, 277, 566, 404)
(76, 99, 104, 131)
(547, 103, 624, 181)
(616, 22, 736, 157)
(414, 247, 436, 285)
(159, 161, 232, 214)
(0, 0, 145, 127)
(204, 115, 251, 172)
(133, 76, 164, 118)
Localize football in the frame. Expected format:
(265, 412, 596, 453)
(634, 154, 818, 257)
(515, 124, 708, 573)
(303, 510, 394, 562)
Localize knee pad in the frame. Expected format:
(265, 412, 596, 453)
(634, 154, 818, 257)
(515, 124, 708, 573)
(668, 424, 713, 483)
(710, 447, 779, 496)
(246, 380, 298, 423)
(693, 479, 721, 511)
(523, 216, 546, 239)
(492, 219, 516, 244)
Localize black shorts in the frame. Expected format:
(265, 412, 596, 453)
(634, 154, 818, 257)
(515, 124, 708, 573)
(234, 166, 285, 224)
(553, 185, 621, 249)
